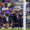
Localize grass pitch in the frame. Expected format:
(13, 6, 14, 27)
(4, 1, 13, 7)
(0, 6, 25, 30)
(26, 28, 30, 30)
(0, 28, 23, 30)
(0, 27, 30, 30)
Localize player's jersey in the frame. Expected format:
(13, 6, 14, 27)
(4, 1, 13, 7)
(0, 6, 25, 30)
(1, 17, 7, 24)
(0, 17, 1, 22)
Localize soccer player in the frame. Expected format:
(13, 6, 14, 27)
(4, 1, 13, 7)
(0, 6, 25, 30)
(19, 9, 23, 27)
(9, 12, 14, 27)
(0, 15, 2, 28)
(0, 9, 2, 28)
(1, 13, 7, 29)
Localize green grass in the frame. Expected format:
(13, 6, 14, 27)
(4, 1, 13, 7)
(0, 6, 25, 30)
(0, 28, 30, 30)
(26, 28, 30, 30)
(0, 28, 23, 30)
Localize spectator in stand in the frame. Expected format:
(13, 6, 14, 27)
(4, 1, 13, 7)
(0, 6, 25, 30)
(2, 0, 6, 3)
(2, 4, 7, 11)
(7, 2, 11, 8)
(0, 3, 4, 7)
(6, 0, 11, 2)
(11, 1, 15, 9)
(5, 2, 7, 7)
(26, 3, 30, 14)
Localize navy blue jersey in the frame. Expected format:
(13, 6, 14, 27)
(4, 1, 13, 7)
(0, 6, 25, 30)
(9, 14, 13, 23)
(0, 17, 1, 22)
(0, 16, 3, 23)
(9, 14, 13, 20)
(1, 17, 7, 24)
(13, 14, 16, 20)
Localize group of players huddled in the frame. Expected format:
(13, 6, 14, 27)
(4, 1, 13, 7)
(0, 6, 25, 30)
(0, 0, 23, 29)
(0, 9, 23, 28)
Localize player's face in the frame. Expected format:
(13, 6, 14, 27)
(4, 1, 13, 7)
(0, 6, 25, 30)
(1, 14, 4, 18)
(0, 10, 1, 13)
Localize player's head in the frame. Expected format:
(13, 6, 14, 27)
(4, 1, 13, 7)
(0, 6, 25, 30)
(1, 12, 4, 18)
(0, 9, 2, 13)
(20, 9, 23, 12)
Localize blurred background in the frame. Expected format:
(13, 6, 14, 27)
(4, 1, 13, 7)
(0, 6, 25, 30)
(26, 0, 30, 30)
(26, 0, 30, 2)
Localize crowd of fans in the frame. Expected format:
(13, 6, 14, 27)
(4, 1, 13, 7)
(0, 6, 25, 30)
(0, 0, 23, 28)
(0, 0, 15, 14)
